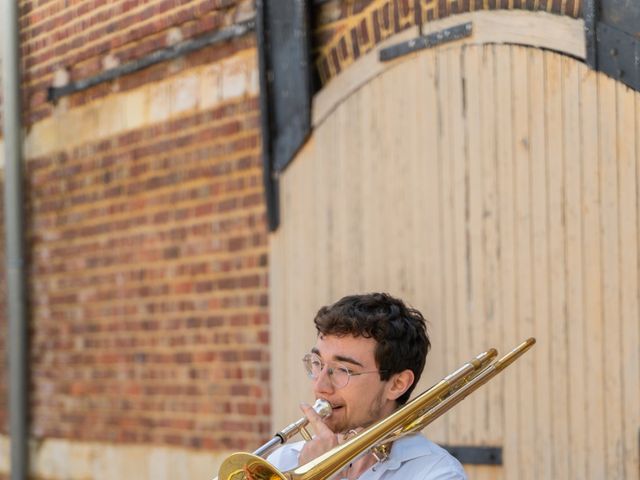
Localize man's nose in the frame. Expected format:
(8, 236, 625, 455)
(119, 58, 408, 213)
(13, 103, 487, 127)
(314, 367, 335, 394)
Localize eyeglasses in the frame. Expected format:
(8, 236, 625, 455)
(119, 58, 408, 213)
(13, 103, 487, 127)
(302, 353, 386, 389)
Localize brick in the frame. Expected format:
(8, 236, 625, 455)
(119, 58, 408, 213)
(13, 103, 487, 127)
(0, 93, 269, 450)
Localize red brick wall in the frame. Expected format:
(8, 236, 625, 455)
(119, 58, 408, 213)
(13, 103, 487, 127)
(0, 0, 271, 454)
(25, 93, 270, 450)
(18, 0, 253, 125)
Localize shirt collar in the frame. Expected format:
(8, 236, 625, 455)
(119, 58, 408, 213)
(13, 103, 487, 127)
(286, 434, 433, 472)
(370, 434, 435, 472)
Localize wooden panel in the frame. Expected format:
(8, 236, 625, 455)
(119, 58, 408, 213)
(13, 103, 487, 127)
(448, 43, 470, 446)
(463, 44, 484, 448)
(512, 45, 535, 480)
(598, 71, 624, 479)
(478, 45, 501, 454)
(619, 82, 640, 480)
(413, 49, 449, 445)
(495, 43, 518, 480)
(561, 54, 587, 480)
(545, 48, 570, 480)
(270, 42, 640, 479)
(436, 46, 457, 447)
(529, 47, 553, 480)
(581, 62, 606, 480)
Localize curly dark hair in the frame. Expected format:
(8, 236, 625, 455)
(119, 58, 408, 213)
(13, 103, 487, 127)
(313, 292, 430, 405)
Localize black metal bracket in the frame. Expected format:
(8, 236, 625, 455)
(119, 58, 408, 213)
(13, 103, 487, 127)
(47, 18, 256, 102)
(442, 445, 502, 466)
(379, 22, 473, 63)
(584, 0, 640, 92)
(257, 0, 313, 231)
(596, 22, 640, 91)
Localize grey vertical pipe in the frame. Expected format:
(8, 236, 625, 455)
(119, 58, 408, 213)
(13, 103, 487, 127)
(1, 1, 29, 480)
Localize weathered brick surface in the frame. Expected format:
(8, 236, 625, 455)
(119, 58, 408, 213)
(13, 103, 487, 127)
(2, 93, 270, 451)
(14, 0, 254, 126)
(0, 0, 271, 458)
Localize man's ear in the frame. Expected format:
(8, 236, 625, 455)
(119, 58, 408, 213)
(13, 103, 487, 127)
(386, 369, 415, 401)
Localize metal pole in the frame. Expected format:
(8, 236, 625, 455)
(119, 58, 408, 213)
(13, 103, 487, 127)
(1, 0, 29, 479)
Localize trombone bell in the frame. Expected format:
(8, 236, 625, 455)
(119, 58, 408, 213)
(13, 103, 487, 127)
(218, 453, 286, 480)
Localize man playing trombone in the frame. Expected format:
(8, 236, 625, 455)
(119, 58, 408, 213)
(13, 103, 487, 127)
(266, 292, 467, 479)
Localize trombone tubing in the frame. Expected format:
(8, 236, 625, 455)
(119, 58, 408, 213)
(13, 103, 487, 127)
(289, 348, 500, 480)
(218, 338, 536, 480)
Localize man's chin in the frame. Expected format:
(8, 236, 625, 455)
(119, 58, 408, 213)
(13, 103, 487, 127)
(322, 420, 339, 433)
(321, 417, 345, 434)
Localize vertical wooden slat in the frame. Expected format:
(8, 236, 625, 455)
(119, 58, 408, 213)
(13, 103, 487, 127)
(544, 50, 570, 480)
(361, 77, 386, 289)
(476, 45, 503, 480)
(287, 145, 308, 398)
(409, 51, 429, 311)
(463, 44, 486, 450)
(272, 134, 324, 426)
(437, 47, 457, 445)
(619, 82, 640, 480)
(382, 59, 417, 298)
(311, 122, 331, 316)
(380, 66, 404, 294)
(366, 72, 389, 291)
(529, 47, 552, 480)
(294, 137, 322, 398)
(496, 44, 519, 478)
(414, 49, 449, 444)
(313, 106, 333, 305)
(598, 73, 624, 479)
(359, 80, 378, 287)
(479, 45, 502, 454)
(449, 45, 471, 445)
(273, 141, 294, 426)
(581, 65, 606, 480)
(390, 59, 416, 300)
(512, 45, 535, 480)
(339, 88, 365, 294)
(269, 176, 287, 429)
(562, 56, 587, 480)
(328, 99, 346, 296)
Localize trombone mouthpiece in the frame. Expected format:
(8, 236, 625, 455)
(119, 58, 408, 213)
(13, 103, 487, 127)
(313, 398, 332, 418)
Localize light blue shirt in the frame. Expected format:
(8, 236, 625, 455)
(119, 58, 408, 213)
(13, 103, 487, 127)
(266, 434, 467, 480)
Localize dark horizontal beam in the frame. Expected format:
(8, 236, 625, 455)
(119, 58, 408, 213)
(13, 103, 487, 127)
(379, 22, 473, 63)
(48, 17, 256, 102)
(442, 445, 502, 466)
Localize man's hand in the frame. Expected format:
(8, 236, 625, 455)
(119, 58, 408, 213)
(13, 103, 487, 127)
(297, 407, 376, 479)
(298, 402, 339, 466)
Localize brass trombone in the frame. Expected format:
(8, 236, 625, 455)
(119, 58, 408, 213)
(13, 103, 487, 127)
(217, 337, 536, 480)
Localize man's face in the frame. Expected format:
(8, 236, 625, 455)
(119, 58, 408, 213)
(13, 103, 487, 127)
(309, 334, 397, 434)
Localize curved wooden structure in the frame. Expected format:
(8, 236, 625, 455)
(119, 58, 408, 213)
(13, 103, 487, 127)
(270, 8, 640, 480)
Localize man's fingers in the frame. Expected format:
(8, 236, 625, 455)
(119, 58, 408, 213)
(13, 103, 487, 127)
(339, 427, 363, 444)
(300, 402, 331, 436)
(298, 403, 339, 466)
